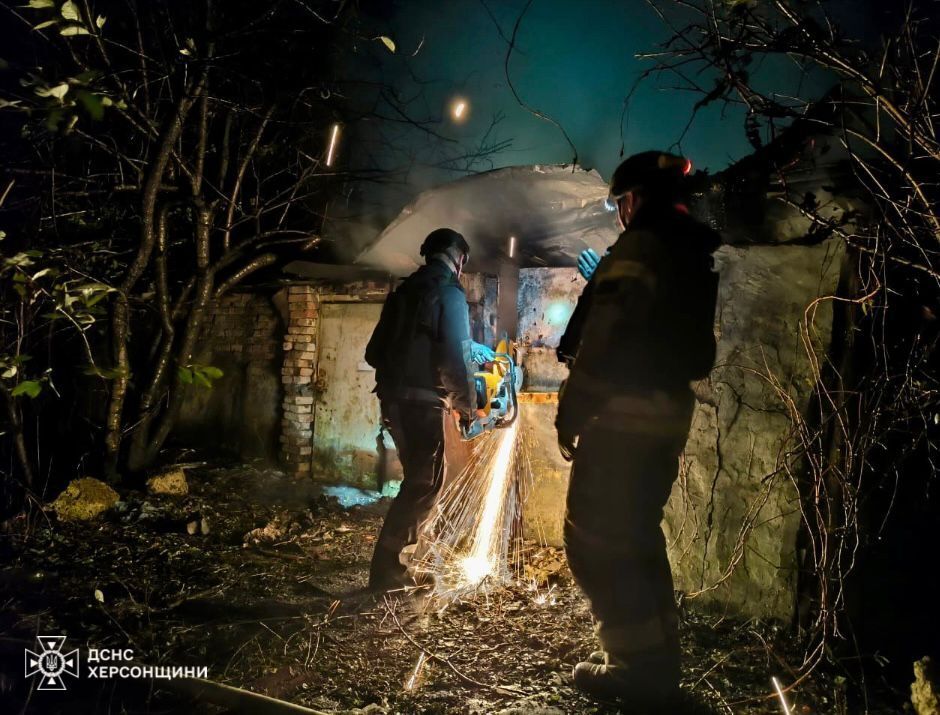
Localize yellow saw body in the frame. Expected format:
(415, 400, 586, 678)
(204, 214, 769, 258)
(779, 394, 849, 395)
(462, 339, 521, 441)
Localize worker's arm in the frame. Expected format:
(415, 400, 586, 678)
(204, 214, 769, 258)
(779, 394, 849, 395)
(437, 285, 476, 420)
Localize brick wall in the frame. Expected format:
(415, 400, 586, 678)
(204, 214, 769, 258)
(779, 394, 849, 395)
(204, 292, 279, 364)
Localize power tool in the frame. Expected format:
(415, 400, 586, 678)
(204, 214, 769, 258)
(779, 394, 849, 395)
(461, 339, 522, 441)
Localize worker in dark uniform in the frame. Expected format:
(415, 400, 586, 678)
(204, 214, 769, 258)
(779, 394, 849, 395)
(364, 228, 490, 592)
(556, 151, 721, 706)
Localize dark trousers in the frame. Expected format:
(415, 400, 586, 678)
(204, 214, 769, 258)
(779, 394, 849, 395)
(369, 400, 446, 587)
(563, 404, 692, 679)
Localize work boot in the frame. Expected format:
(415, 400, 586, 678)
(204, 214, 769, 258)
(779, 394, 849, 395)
(587, 650, 607, 664)
(572, 657, 680, 710)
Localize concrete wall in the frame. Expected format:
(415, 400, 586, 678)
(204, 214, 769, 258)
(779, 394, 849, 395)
(176, 293, 282, 461)
(515, 245, 843, 620)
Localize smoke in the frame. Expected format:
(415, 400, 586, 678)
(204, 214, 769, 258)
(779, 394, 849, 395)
(327, 0, 832, 259)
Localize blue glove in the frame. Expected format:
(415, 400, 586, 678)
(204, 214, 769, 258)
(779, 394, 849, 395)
(470, 342, 496, 364)
(577, 248, 602, 281)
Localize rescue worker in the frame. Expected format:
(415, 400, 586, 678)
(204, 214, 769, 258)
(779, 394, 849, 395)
(556, 151, 720, 706)
(364, 228, 490, 592)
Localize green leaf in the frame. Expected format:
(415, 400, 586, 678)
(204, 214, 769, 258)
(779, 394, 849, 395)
(60, 24, 91, 36)
(33, 19, 58, 30)
(76, 89, 104, 120)
(95, 14, 105, 28)
(11, 380, 42, 398)
(25, 0, 55, 8)
(1, 366, 17, 379)
(177, 366, 194, 385)
(193, 371, 212, 389)
(200, 366, 224, 380)
(378, 36, 396, 53)
(60, 0, 79, 21)
(34, 83, 69, 99)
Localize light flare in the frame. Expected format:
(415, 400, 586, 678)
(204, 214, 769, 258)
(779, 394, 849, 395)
(450, 97, 469, 122)
(404, 651, 427, 691)
(460, 419, 519, 585)
(325, 123, 340, 167)
(772, 676, 792, 715)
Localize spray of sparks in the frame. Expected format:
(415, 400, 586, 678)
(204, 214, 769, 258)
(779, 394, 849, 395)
(416, 414, 532, 597)
(772, 677, 793, 714)
(325, 123, 340, 167)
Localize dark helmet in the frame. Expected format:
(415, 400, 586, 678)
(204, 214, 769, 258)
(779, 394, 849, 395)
(609, 150, 693, 201)
(420, 228, 470, 259)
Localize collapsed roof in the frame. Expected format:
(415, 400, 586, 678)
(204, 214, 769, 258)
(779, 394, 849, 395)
(355, 164, 620, 277)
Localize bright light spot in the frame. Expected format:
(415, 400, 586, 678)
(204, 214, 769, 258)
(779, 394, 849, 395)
(461, 555, 492, 585)
(508, 235, 516, 258)
(604, 197, 617, 212)
(450, 98, 469, 122)
(460, 420, 519, 586)
(545, 300, 573, 327)
(533, 589, 557, 607)
(325, 123, 340, 167)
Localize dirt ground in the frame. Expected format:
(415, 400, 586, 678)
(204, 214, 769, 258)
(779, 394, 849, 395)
(0, 464, 899, 714)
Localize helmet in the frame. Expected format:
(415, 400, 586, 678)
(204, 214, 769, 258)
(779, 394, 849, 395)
(420, 228, 470, 259)
(609, 150, 693, 201)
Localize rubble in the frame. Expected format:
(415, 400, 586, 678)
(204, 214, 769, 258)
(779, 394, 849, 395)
(50, 477, 120, 521)
(147, 467, 190, 495)
(912, 657, 940, 715)
(2, 464, 898, 713)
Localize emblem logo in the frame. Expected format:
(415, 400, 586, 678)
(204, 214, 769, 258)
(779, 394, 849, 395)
(24, 636, 80, 690)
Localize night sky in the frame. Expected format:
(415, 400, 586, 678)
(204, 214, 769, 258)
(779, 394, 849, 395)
(327, 0, 853, 252)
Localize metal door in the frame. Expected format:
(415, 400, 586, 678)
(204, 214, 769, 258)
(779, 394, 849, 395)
(313, 302, 400, 490)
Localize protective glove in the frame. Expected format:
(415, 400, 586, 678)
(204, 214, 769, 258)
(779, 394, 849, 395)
(470, 341, 496, 363)
(577, 248, 602, 281)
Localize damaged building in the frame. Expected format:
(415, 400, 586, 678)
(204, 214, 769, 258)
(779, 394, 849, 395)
(177, 126, 857, 624)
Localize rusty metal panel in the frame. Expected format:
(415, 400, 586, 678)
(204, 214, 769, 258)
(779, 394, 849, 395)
(313, 302, 400, 490)
(517, 267, 582, 349)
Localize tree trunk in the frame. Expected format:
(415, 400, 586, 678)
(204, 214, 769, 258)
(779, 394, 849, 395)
(104, 75, 206, 480)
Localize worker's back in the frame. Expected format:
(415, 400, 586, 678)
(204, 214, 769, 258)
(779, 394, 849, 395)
(365, 259, 473, 414)
(567, 205, 720, 396)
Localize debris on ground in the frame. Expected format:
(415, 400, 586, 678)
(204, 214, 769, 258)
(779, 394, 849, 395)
(1, 463, 901, 713)
(912, 657, 940, 715)
(50, 477, 120, 521)
(146, 467, 190, 496)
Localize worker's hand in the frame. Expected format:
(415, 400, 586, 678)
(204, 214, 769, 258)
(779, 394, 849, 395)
(475, 408, 487, 419)
(470, 341, 496, 363)
(577, 248, 602, 281)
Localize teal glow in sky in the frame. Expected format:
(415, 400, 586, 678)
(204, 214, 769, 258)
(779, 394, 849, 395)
(332, 0, 832, 251)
